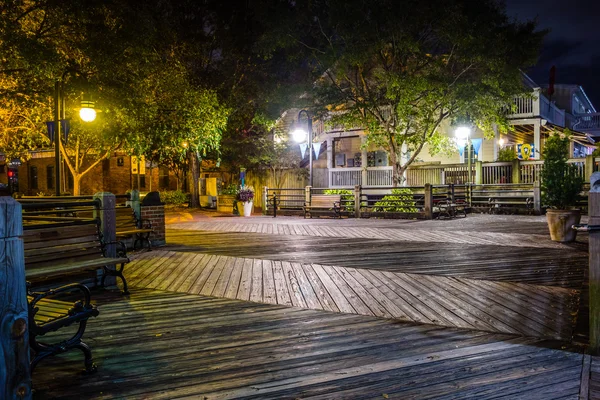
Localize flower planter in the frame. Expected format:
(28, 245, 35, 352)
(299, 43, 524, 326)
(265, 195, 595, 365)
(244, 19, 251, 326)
(242, 201, 253, 217)
(216, 195, 236, 213)
(546, 209, 581, 242)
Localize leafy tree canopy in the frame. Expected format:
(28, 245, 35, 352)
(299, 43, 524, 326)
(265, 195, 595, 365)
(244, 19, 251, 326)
(299, 0, 546, 185)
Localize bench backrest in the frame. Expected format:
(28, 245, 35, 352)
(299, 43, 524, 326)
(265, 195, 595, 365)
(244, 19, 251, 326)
(23, 221, 104, 271)
(115, 206, 139, 230)
(310, 194, 341, 207)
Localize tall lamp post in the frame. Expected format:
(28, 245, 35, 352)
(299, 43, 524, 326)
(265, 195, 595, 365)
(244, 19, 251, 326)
(455, 126, 472, 184)
(52, 82, 96, 196)
(291, 110, 313, 187)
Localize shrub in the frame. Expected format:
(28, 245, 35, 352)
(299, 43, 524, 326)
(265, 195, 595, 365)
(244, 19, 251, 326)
(373, 188, 418, 213)
(496, 147, 516, 162)
(541, 131, 584, 209)
(324, 189, 355, 212)
(220, 183, 237, 195)
(160, 190, 188, 205)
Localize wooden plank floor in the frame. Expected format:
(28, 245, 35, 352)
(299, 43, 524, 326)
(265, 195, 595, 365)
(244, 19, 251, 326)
(33, 288, 586, 400)
(169, 220, 572, 249)
(166, 230, 587, 288)
(126, 250, 579, 340)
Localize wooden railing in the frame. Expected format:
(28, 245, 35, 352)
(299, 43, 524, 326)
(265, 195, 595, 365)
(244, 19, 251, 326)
(329, 166, 394, 188)
(520, 161, 544, 184)
(481, 162, 512, 184)
(510, 88, 566, 127)
(574, 113, 600, 133)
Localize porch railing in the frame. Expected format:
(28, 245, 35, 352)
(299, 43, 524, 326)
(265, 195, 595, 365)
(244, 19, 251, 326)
(329, 166, 393, 188)
(574, 112, 600, 134)
(481, 162, 512, 184)
(509, 88, 566, 127)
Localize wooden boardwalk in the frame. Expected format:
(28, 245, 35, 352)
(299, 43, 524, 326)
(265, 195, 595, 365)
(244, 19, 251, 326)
(127, 250, 579, 340)
(34, 214, 595, 398)
(33, 289, 587, 400)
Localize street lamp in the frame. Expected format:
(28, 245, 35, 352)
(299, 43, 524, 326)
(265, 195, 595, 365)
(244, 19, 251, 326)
(455, 125, 472, 184)
(52, 82, 97, 196)
(291, 110, 314, 187)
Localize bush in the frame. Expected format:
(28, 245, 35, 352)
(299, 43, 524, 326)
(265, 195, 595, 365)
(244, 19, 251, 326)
(541, 131, 584, 209)
(496, 147, 517, 162)
(220, 183, 237, 195)
(373, 188, 418, 213)
(160, 190, 188, 205)
(324, 189, 355, 212)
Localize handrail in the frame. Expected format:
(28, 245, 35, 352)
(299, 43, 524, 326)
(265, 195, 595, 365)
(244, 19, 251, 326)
(20, 199, 100, 209)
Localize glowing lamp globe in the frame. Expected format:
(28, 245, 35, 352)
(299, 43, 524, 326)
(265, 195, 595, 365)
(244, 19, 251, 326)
(292, 128, 307, 143)
(455, 126, 471, 140)
(79, 107, 96, 122)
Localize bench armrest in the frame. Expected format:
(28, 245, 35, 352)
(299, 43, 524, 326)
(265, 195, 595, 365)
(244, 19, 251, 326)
(28, 282, 94, 312)
(103, 240, 129, 259)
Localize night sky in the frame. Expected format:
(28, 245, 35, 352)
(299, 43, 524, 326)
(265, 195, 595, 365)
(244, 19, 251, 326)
(505, 0, 600, 108)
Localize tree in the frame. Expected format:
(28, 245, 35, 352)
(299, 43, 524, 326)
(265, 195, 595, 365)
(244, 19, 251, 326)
(305, 0, 545, 186)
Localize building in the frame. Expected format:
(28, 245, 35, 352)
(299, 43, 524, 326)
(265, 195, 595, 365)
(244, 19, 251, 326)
(300, 73, 598, 188)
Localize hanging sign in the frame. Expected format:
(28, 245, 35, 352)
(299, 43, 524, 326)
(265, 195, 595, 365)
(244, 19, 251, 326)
(131, 155, 146, 174)
(313, 142, 322, 160)
(471, 138, 483, 156)
(517, 144, 535, 160)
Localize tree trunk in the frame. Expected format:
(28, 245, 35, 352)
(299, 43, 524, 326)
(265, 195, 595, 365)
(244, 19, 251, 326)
(72, 174, 81, 196)
(188, 151, 200, 208)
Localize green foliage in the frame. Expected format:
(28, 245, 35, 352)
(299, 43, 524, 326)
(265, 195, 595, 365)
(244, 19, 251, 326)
(324, 189, 355, 212)
(159, 190, 188, 205)
(373, 189, 418, 213)
(308, 0, 545, 186)
(541, 131, 584, 209)
(496, 147, 517, 162)
(220, 183, 238, 196)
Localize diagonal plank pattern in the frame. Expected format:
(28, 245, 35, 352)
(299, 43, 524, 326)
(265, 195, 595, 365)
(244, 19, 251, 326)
(32, 289, 585, 400)
(169, 220, 570, 249)
(127, 250, 579, 339)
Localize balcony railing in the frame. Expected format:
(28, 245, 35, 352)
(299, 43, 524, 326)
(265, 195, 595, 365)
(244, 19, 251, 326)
(510, 88, 565, 127)
(329, 166, 393, 188)
(574, 113, 600, 134)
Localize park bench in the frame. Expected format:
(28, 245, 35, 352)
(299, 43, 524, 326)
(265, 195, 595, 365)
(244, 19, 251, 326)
(28, 282, 99, 374)
(23, 219, 131, 294)
(115, 205, 153, 250)
(486, 193, 533, 214)
(303, 194, 342, 218)
(433, 199, 468, 219)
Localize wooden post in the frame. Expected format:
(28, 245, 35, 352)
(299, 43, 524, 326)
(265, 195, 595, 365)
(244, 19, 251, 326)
(586, 155, 594, 183)
(589, 172, 600, 354)
(475, 161, 483, 185)
(354, 185, 361, 218)
(533, 181, 541, 215)
(305, 186, 311, 206)
(424, 183, 433, 220)
(512, 159, 521, 184)
(0, 197, 32, 399)
(262, 187, 268, 216)
(127, 189, 141, 220)
(94, 193, 117, 287)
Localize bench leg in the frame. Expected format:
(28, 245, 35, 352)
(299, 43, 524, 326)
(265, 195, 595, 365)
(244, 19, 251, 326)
(102, 263, 129, 295)
(30, 322, 97, 374)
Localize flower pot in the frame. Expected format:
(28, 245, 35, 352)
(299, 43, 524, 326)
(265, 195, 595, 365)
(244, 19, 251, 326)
(217, 195, 236, 213)
(546, 209, 581, 242)
(242, 201, 253, 217)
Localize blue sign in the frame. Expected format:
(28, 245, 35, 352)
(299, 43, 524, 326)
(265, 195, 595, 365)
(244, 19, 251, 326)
(517, 144, 535, 160)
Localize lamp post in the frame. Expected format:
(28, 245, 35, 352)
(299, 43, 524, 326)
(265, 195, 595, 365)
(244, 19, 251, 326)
(291, 110, 313, 187)
(455, 126, 472, 184)
(53, 82, 96, 196)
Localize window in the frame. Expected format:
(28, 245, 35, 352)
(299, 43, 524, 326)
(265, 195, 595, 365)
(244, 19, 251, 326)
(46, 166, 54, 189)
(159, 167, 169, 189)
(140, 175, 146, 188)
(30, 166, 38, 190)
(0, 165, 4, 173)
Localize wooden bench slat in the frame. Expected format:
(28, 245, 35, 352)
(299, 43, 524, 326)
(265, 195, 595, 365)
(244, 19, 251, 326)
(26, 257, 130, 279)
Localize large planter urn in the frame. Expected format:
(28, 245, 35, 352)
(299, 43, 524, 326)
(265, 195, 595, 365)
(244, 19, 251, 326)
(242, 201, 253, 217)
(216, 195, 236, 213)
(546, 209, 581, 242)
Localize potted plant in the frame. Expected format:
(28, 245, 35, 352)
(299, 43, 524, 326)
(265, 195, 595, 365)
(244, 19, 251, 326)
(541, 130, 584, 242)
(236, 185, 255, 217)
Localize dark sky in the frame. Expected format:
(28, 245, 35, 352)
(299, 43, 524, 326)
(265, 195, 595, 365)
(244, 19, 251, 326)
(505, 0, 600, 108)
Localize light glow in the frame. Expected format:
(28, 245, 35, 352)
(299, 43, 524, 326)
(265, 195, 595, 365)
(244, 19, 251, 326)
(79, 107, 96, 122)
(498, 138, 505, 147)
(455, 126, 471, 140)
(292, 128, 307, 143)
